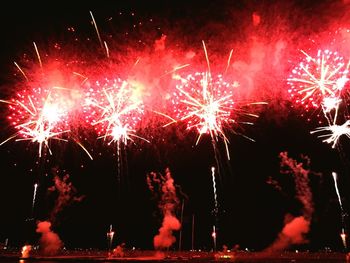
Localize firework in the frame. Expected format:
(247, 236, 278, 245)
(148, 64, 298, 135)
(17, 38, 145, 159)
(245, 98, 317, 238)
(31, 183, 38, 217)
(83, 78, 148, 145)
(107, 224, 115, 253)
(332, 172, 344, 211)
(3, 86, 74, 157)
(310, 120, 350, 148)
(212, 225, 217, 251)
(341, 228, 347, 249)
(172, 71, 265, 159)
(21, 245, 32, 258)
(332, 172, 348, 249)
(211, 166, 218, 215)
(171, 72, 236, 158)
(287, 49, 350, 111)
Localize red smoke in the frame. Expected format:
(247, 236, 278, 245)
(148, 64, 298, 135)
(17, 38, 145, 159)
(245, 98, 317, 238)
(154, 214, 181, 249)
(48, 168, 84, 224)
(36, 221, 63, 256)
(147, 168, 181, 251)
(266, 152, 314, 251)
(267, 216, 310, 252)
(279, 152, 314, 218)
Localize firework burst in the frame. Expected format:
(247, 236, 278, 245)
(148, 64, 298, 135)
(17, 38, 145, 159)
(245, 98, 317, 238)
(83, 77, 148, 145)
(3, 86, 73, 157)
(287, 49, 350, 111)
(172, 72, 236, 151)
(171, 71, 266, 159)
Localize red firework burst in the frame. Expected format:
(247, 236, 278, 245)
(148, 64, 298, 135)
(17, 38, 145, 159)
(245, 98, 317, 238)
(83, 77, 147, 145)
(5, 86, 75, 157)
(287, 49, 350, 111)
(172, 72, 236, 139)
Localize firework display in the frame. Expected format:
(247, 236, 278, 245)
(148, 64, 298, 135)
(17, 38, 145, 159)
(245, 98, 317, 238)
(3, 1, 350, 259)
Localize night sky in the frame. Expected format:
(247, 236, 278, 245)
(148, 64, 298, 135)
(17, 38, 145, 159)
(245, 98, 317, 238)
(1, 0, 350, 252)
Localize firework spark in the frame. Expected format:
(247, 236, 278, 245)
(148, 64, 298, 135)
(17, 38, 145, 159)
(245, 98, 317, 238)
(211, 166, 218, 215)
(310, 120, 350, 148)
(332, 172, 344, 211)
(287, 49, 350, 110)
(31, 183, 38, 215)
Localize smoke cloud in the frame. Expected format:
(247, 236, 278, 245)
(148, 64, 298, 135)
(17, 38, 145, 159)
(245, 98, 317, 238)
(48, 167, 84, 224)
(266, 152, 314, 251)
(147, 168, 181, 251)
(36, 221, 63, 256)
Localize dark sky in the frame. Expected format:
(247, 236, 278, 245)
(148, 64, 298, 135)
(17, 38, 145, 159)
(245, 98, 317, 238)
(1, 0, 350, 252)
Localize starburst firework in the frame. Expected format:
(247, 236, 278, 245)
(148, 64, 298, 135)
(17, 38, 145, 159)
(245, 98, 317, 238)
(84, 78, 147, 145)
(287, 49, 350, 110)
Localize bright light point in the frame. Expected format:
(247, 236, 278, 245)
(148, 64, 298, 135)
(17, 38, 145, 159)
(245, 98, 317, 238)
(322, 97, 342, 113)
(42, 104, 60, 123)
(111, 125, 128, 142)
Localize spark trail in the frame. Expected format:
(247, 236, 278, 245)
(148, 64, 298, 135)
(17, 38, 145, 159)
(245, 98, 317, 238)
(332, 172, 347, 249)
(31, 183, 38, 216)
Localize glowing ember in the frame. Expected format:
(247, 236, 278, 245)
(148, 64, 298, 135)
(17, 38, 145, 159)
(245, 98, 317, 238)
(287, 49, 350, 110)
(21, 245, 32, 258)
(341, 229, 347, 249)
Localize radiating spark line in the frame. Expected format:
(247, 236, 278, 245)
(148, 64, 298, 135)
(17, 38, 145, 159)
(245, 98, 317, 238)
(73, 72, 89, 85)
(202, 41, 211, 75)
(332, 172, 343, 211)
(159, 64, 190, 78)
(0, 99, 15, 105)
(104, 41, 110, 58)
(14, 61, 29, 81)
(224, 49, 233, 75)
(33, 42, 42, 68)
(74, 140, 93, 160)
(0, 133, 18, 146)
(311, 120, 350, 148)
(90, 11, 107, 57)
(153, 110, 177, 127)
